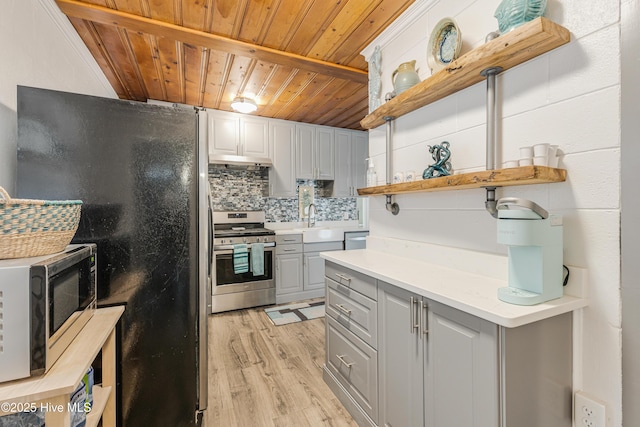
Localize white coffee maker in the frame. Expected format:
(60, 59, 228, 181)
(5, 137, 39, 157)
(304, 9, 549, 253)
(496, 197, 564, 305)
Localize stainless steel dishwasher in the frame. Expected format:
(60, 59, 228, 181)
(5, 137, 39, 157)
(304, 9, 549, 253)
(344, 231, 369, 250)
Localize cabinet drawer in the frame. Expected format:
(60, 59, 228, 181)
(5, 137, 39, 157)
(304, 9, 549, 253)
(325, 262, 377, 300)
(304, 241, 343, 252)
(276, 234, 302, 245)
(326, 316, 378, 423)
(326, 278, 377, 348)
(276, 243, 303, 255)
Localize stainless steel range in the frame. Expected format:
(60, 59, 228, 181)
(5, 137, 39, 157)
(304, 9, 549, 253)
(211, 211, 276, 313)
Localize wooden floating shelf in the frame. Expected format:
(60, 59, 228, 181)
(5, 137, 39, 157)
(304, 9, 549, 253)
(361, 17, 571, 129)
(357, 166, 567, 196)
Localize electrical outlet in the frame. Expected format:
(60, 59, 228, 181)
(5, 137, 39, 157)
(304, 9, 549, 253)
(575, 391, 606, 427)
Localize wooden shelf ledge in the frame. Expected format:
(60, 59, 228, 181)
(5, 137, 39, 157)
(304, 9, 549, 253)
(86, 385, 112, 427)
(361, 18, 570, 129)
(357, 166, 567, 196)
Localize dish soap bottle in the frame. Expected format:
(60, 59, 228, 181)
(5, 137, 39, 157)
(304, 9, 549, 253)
(366, 158, 377, 187)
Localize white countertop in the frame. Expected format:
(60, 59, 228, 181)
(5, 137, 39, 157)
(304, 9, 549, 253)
(320, 248, 588, 328)
(266, 221, 368, 236)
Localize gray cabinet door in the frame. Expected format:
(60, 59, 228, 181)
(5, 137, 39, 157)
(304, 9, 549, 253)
(425, 301, 499, 427)
(304, 251, 326, 290)
(269, 121, 296, 197)
(334, 130, 352, 197)
(351, 131, 368, 190)
(296, 124, 315, 179)
(316, 127, 335, 180)
(333, 130, 368, 197)
(378, 282, 424, 427)
(276, 253, 303, 295)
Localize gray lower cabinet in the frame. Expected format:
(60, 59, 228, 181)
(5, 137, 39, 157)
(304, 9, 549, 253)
(377, 282, 425, 427)
(276, 237, 342, 304)
(326, 316, 378, 423)
(324, 262, 379, 427)
(424, 301, 499, 427)
(378, 282, 499, 427)
(275, 234, 303, 304)
(303, 242, 343, 291)
(325, 261, 573, 427)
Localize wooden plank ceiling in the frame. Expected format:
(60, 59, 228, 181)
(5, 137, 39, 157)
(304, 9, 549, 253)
(55, 0, 415, 130)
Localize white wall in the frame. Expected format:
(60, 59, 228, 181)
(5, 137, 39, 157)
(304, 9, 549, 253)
(365, 0, 623, 425)
(0, 0, 115, 195)
(620, 0, 640, 425)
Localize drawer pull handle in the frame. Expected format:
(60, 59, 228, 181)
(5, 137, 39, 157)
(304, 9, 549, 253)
(410, 296, 420, 334)
(283, 248, 297, 252)
(335, 273, 352, 284)
(336, 354, 354, 368)
(422, 300, 429, 335)
(283, 238, 298, 242)
(335, 304, 352, 315)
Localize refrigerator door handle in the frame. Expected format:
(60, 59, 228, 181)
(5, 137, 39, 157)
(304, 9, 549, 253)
(197, 110, 209, 413)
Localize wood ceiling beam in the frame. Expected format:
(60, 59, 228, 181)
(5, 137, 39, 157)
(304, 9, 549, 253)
(56, 0, 368, 84)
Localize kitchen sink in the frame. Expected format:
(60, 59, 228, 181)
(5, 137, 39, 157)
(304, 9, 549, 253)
(294, 227, 345, 243)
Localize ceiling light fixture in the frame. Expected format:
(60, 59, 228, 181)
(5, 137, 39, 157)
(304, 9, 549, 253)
(231, 96, 257, 114)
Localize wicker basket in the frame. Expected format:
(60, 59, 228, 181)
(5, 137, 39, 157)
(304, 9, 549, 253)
(0, 186, 82, 259)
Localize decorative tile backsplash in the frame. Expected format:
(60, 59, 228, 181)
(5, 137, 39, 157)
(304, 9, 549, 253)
(208, 166, 358, 222)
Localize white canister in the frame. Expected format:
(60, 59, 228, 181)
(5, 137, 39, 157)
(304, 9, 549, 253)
(519, 146, 533, 159)
(533, 143, 550, 157)
(548, 145, 559, 168)
(533, 156, 547, 166)
(503, 160, 519, 168)
(519, 158, 533, 166)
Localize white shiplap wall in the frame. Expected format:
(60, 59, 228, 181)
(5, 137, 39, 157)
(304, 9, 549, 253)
(0, 0, 115, 194)
(365, 0, 622, 425)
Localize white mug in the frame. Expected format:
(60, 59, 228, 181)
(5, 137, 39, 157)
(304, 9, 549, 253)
(405, 170, 416, 182)
(533, 143, 550, 157)
(393, 172, 404, 183)
(519, 146, 533, 159)
(503, 160, 519, 168)
(533, 156, 547, 166)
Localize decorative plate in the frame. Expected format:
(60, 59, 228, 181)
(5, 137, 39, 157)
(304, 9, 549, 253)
(427, 18, 462, 73)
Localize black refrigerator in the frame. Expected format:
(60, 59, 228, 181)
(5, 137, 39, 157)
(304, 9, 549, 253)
(16, 86, 210, 426)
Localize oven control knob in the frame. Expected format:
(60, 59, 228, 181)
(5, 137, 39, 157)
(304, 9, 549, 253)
(257, 237, 261, 242)
(243, 237, 247, 243)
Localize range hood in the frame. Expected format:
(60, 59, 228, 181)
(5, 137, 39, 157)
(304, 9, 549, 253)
(208, 154, 273, 168)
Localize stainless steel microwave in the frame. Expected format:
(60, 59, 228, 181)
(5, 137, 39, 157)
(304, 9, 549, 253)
(0, 244, 97, 383)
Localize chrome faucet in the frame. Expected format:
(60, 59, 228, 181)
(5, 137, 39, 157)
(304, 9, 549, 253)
(308, 203, 318, 228)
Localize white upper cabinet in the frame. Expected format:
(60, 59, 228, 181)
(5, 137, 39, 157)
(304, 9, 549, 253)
(208, 111, 239, 157)
(269, 120, 296, 197)
(296, 124, 335, 180)
(334, 130, 368, 197)
(241, 116, 269, 158)
(296, 124, 316, 179)
(315, 127, 335, 180)
(208, 110, 269, 159)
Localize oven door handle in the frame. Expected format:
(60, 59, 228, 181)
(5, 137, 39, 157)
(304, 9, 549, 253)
(214, 242, 276, 252)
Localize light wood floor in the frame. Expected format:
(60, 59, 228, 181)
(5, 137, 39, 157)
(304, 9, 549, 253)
(205, 302, 358, 427)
